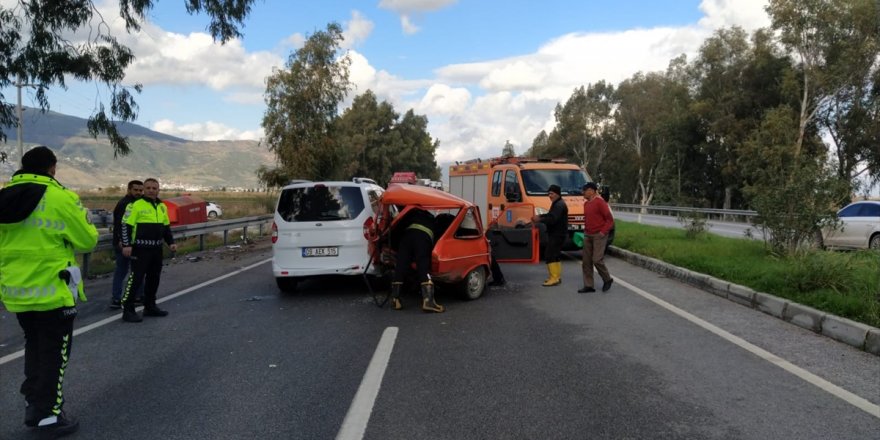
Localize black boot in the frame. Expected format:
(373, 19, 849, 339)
(143, 304, 169, 317)
(122, 305, 142, 323)
(420, 282, 445, 313)
(36, 410, 79, 438)
(390, 282, 403, 310)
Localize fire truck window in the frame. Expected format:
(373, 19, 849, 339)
(504, 171, 521, 202)
(455, 208, 482, 238)
(491, 171, 502, 196)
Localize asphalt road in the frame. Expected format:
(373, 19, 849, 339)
(1, 239, 878, 439)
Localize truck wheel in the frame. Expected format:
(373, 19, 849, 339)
(459, 267, 486, 300)
(276, 277, 299, 293)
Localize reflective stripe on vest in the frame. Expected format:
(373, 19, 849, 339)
(407, 223, 434, 242)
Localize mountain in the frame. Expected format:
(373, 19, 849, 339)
(1, 108, 274, 190)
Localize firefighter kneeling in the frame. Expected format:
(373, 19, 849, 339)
(390, 209, 445, 313)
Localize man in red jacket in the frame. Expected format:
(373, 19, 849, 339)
(579, 182, 614, 293)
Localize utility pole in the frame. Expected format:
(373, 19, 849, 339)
(15, 76, 38, 160)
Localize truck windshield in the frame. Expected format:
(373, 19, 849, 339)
(521, 169, 591, 196)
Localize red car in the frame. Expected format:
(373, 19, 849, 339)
(367, 184, 539, 300)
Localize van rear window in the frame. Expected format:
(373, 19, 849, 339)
(277, 186, 365, 222)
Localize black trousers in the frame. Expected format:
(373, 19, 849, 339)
(123, 246, 164, 308)
(393, 229, 432, 284)
(544, 234, 565, 263)
(17, 307, 77, 418)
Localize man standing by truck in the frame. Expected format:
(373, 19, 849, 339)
(532, 184, 568, 287)
(578, 182, 614, 293)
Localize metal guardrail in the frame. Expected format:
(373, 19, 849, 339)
(81, 214, 273, 276)
(610, 203, 757, 223)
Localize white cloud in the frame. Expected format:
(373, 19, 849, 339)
(379, 0, 458, 34)
(152, 119, 263, 141)
(343, 10, 374, 48)
(698, 0, 771, 30)
(110, 0, 772, 166)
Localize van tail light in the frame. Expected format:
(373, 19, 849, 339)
(363, 216, 375, 240)
(271, 222, 278, 244)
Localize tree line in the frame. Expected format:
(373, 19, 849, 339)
(526, 0, 878, 254)
(257, 23, 440, 189)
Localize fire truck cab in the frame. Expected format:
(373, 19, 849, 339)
(449, 157, 592, 245)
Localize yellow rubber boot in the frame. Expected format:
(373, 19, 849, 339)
(543, 262, 562, 287)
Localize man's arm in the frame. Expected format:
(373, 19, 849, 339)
(63, 192, 99, 252)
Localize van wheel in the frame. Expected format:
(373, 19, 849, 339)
(459, 268, 486, 300)
(870, 234, 880, 250)
(276, 277, 299, 293)
(208, 211, 218, 219)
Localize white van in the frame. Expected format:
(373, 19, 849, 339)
(271, 180, 384, 292)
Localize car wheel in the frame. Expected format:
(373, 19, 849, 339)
(208, 211, 218, 219)
(459, 267, 486, 301)
(870, 234, 880, 251)
(276, 277, 299, 292)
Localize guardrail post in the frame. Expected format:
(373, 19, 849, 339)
(82, 253, 91, 278)
(223, 230, 228, 245)
(243, 226, 249, 241)
(199, 234, 205, 251)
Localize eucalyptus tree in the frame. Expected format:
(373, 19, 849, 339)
(0, 0, 256, 156)
(261, 22, 352, 182)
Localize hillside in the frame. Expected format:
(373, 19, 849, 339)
(1, 108, 274, 190)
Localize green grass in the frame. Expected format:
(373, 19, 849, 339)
(614, 220, 880, 328)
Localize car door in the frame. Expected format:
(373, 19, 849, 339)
(846, 202, 879, 248)
(488, 203, 540, 263)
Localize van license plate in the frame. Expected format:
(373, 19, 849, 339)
(303, 247, 339, 257)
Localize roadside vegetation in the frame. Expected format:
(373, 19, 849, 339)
(614, 220, 880, 328)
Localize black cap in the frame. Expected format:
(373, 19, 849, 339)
(547, 184, 561, 195)
(21, 146, 57, 173)
(582, 182, 599, 191)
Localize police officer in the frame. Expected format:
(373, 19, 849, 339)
(0, 146, 98, 437)
(120, 177, 177, 322)
(110, 179, 143, 308)
(389, 208, 445, 313)
(532, 184, 568, 286)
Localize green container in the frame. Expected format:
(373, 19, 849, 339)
(573, 231, 584, 248)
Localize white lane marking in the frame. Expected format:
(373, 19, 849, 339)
(336, 326, 399, 440)
(615, 277, 880, 419)
(0, 258, 272, 366)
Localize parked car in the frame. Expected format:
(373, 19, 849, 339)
(206, 201, 222, 219)
(367, 184, 540, 300)
(822, 200, 880, 250)
(88, 208, 112, 227)
(272, 180, 385, 292)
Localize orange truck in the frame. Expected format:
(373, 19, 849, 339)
(448, 156, 593, 243)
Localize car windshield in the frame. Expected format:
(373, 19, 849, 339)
(521, 169, 591, 196)
(277, 186, 365, 222)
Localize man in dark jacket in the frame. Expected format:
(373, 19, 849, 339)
(532, 184, 568, 286)
(110, 180, 143, 308)
(120, 178, 177, 322)
(0, 146, 98, 437)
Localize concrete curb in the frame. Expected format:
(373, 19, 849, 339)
(608, 246, 880, 356)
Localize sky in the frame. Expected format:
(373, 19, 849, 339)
(8, 0, 774, 166)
